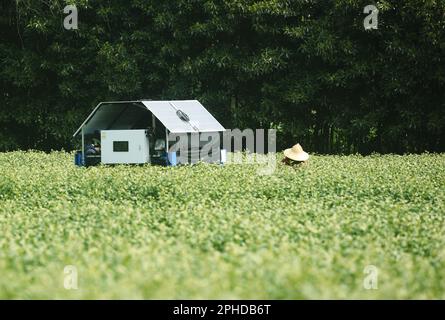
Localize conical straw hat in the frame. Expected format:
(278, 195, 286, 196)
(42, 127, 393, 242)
(283, 143, 309, 162)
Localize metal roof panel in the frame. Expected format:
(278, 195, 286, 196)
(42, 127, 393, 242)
(141, 100, 225, 133)
(73, 100, 225, 137)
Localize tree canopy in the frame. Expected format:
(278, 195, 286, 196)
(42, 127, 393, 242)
(1, 0, 444, 153)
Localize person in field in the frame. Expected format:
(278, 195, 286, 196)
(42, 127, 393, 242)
(282, 143, 309, 166)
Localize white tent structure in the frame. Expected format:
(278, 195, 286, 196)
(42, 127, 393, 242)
(73, 100, 225, 166)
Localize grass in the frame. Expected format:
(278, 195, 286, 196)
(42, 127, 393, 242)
(0, 151, 444, 299)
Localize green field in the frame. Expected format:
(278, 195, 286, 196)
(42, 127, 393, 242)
(0, 151, 444, 299)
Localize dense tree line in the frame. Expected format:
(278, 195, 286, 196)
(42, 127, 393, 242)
(1, 0, 444, 153)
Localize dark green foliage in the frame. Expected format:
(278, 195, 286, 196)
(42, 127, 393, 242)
(1, 0, 444, 153)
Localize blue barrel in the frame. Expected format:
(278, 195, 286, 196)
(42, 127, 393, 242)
(74, 151, 83, 166)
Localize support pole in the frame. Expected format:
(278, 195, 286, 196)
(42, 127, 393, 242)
(81, 127, 85, 166)
(165, 128, 171, 166)
(165, 128, 169, 152)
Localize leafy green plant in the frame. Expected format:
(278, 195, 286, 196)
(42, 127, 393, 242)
(0, 151, 444, 299)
